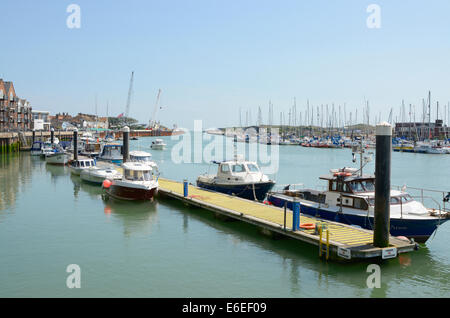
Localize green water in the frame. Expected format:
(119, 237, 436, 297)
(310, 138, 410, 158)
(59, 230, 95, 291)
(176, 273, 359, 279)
(0, 135, 449, 297)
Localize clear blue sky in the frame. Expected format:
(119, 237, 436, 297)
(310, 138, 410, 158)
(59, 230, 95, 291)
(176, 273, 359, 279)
(1, 0, 450, 129)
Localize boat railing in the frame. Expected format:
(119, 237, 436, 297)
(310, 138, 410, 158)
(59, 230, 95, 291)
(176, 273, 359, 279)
(393, 185, 450, 215)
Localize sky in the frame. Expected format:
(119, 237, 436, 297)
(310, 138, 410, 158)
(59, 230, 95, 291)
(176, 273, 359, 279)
(1, 0, 450, 129)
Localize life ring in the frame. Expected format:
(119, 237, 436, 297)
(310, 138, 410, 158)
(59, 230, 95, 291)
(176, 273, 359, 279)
(300, 223, 316, 230)
(333, 172, 352, 177)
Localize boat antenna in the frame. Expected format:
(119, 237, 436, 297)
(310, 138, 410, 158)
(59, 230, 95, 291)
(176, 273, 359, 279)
(233, 134, 237, 161)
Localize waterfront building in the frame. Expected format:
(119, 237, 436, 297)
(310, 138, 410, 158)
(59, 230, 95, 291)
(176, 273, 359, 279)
(32, 110, 51, 131)
(0, 79, 33, 132)
(394, 120, 450, 140)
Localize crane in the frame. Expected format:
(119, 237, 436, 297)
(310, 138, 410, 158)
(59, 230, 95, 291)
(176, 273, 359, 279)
(149, 89, 162, 129)
(125, 71, 134, 119)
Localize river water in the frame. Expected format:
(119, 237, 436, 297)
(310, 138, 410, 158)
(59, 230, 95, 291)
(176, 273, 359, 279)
(0, 134, 449, 297)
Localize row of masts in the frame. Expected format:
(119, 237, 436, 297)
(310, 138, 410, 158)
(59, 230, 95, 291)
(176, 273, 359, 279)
(236, 91, 450, 140)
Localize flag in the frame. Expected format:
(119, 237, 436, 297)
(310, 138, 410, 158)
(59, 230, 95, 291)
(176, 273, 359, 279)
(118, 113, 124, 118)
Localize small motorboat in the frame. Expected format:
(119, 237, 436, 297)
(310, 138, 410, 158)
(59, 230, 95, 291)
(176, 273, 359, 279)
(103, 162, 159, 201)
(97, 143, 123, 164)
(69, 157, 96, 176)
(80, 142, 102, 158)
(81, 166, 122, 184)
(45, 144, 69, 165)
(150, 138, 166, 150)
(196, 155, 275, 201)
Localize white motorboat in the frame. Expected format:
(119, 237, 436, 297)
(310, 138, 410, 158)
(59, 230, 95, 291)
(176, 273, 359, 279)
(103, 162, 159, 201)
(69, 157, 96, 176)
(196, 155, 276, 201)
(80, 166, 122, 184)
(150, 139, 166, 150)
(45, 145, 69, 165)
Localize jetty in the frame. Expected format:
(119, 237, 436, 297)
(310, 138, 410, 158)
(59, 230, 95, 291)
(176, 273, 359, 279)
(157, 178, 417, 262)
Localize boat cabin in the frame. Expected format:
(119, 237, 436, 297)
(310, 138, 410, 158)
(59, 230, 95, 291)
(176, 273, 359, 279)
(122, 162, 154, 182)
(100, 144, 123, 158)
(71, 158, 96, 168)
(129, 151, 152, 163)
(83, 143, 102, 154)
(216, 161, 262, 181)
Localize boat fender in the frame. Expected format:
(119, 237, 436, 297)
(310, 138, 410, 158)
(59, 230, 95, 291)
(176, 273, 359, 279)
(102, 179, 112, 189)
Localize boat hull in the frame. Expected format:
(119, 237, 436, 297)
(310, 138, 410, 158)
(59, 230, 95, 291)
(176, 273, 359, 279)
(267, 193, 444, 242)
(105, 184, 156, 201)
(197, 180, 275, 201)
(45, 153, 69, 165)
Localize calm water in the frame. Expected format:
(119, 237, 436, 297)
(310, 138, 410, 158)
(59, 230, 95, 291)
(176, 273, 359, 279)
(0, 134, 449, 297)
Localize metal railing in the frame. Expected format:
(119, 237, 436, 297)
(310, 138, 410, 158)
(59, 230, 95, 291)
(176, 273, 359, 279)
(393, 184, 450, 215)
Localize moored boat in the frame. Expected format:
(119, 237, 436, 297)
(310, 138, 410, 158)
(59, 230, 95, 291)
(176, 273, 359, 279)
(103, 162, 159, 201)
(267, 168, 450, 242)
(69, 157, 96, 176)
(196, 155, 275, 201)
(97, 143, 123, 164)
(80, 166, 122, 184)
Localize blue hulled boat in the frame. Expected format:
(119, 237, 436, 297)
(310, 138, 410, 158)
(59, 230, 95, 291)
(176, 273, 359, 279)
(267, 168, 450, 242)
(196, 156, 275, 201)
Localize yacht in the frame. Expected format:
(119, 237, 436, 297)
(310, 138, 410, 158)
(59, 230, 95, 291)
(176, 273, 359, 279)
(103, 162, 159, 200)
(267, 167, 450, 242)
(150, 138, 166, 150)
(196, 155, 276, 201)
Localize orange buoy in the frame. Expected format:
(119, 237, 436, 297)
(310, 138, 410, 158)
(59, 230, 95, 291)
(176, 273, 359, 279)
(102, 179, 112, 189)
(300, 223, 315, 230)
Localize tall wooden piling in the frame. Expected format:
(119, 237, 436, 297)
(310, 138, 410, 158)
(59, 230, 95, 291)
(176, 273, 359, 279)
(50, 128, 54, 144)
(73, 128, 78, 161)
(374, 122, 392, 248)
(122, 126, 129, 163)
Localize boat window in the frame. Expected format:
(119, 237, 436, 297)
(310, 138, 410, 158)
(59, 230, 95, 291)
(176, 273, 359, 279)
(220, 164, 230, 173)
(330, 181, 338, 191)
(368, 198, 375, 206)
(143, 171, 152, 181)
(343, 183, 351, 193)
(246, 164, 260, 172)
(80, 161, 85, 167)
(361, 180, 375, 192)
(349, 181, 365, 193)
(390, 197, 400, 204)
(125, 169, 133, 180)
(353, 198, 368, 210)
(85, 161, 90, 167)
(232, 164, 245, 173)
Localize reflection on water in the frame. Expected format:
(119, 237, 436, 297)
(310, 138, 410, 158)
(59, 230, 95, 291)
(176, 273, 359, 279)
(1, 146, 449, 297)
(0, 153, 33, 215)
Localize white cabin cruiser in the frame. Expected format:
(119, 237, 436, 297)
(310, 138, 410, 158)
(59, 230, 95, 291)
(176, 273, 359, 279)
(80, 165, 122, 184)
(69, 157, 96, 176)
(103, 162, 159, 201)
(196, 156, 276, 201)
(150, 139, 166, 150)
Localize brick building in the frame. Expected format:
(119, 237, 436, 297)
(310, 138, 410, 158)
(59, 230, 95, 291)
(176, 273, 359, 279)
(0, 79, 33, 132)
(394, 119, 450, 139)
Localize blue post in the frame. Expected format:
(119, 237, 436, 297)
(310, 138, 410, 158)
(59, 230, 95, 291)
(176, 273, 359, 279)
(183, 179, 188, 197)
(292, 200, 300, 231)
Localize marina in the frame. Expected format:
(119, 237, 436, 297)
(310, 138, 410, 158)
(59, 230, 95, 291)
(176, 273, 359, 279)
(1, 134, 449, 298)
(2, 0, 450, 302)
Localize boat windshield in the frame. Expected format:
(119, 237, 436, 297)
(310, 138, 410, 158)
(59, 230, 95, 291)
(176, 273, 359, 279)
(231, 164, 245, 173)
(367, 194, 413, 206)
(124, 169, 153, 181)
(131, 156, 151, 162)
(348, 180, 375, 193)
(246, 164, 260, 173)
